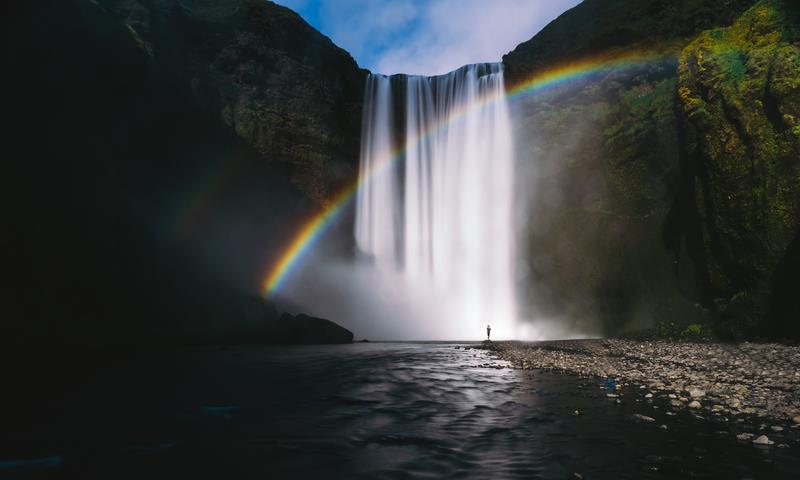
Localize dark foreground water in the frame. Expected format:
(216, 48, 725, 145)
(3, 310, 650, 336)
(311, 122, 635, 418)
(3, 343, 800, 479)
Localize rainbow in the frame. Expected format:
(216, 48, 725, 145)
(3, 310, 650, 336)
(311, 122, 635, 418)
(261, 49, 672, 296)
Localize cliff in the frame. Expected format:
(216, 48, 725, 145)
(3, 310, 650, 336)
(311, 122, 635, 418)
(503, 0, 800, 339)
(6, 0, 799, 344)
(5, 0, 364, 346)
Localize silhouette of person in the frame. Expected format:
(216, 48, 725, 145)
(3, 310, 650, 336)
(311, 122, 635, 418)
(487, 324, 491, 340)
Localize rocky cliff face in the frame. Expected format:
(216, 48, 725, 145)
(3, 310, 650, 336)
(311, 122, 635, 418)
(103, 0, 367, 204)
(677, 0, 800, 337)
(503, 0, 800, 338)
(6, 0, 365, 346)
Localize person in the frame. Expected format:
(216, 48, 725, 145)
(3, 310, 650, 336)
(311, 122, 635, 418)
(486, 324, 491, 340)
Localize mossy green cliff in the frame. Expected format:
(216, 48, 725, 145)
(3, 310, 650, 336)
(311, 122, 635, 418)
(677, 0, 800, 337)
(505, 0, 800, 338)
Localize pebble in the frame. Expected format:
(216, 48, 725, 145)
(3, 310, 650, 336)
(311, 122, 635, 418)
(737, 433, 754, 441)
(688, 400, 702, 409)
(630, 414, 656, 423)
(770, 426, 783, 432)
(752, 435, 774, 446)
(690, 389, 705, 398)
(481, 340, 800, 428)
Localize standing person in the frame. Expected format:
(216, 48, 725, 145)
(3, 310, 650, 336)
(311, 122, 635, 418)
(486, 324, 491, 340)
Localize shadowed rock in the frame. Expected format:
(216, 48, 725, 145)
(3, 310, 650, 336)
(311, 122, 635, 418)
(275, 313, 354, 344)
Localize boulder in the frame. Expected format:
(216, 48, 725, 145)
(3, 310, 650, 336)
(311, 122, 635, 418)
(752, 435, 774, 445)
(274, 313, 353, 344)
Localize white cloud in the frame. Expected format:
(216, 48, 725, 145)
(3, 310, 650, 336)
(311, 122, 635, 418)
(373, 0, 583, 75)
(275, 0, 582, 75)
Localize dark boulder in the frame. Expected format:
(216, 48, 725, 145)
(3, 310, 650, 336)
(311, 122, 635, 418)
(275, 313, 353, 344)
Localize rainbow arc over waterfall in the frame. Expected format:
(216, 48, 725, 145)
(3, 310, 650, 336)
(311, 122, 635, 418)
(261, 49, 670, 296)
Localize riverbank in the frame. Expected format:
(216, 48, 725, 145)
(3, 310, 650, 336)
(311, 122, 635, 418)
(479, 339, 800, 446)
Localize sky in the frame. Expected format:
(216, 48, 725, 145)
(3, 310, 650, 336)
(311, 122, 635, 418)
(273, 0, 583, 75)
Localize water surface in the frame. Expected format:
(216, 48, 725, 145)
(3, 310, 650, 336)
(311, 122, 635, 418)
(4, 343, 799, 479)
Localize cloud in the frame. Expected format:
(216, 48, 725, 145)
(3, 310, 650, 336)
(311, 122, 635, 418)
(275, 0, 582, 75)
(373, 0, 583, 75)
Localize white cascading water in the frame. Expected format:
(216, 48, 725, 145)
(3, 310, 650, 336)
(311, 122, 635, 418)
(355, 63, 517, 339)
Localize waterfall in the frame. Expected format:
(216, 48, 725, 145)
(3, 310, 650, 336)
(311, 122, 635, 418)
(355, 63, 516, 338)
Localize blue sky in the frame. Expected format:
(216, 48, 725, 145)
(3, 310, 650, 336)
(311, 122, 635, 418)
(273, 0, 583, 75)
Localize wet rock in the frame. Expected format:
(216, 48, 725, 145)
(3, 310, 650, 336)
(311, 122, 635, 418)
(737, 433, 754, 441)
(752, 435, 774, 446)
(629, 414, 656, 423)
(275, 313, 353, 344)
(688, 401, 702, 409)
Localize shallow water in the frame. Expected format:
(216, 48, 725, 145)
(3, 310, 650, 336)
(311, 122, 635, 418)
(3, 343, 799, 479)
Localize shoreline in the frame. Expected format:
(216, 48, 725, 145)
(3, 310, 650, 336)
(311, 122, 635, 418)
(478, 339, 800, 446)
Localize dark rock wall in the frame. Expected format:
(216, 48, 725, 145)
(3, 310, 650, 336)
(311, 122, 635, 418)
(101, 0, 367, 204)
(5, 0, 365, 346)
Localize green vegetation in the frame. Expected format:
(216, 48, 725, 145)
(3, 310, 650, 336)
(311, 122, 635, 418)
(510, 0, 800, 339)
(678, 0, 800, 337)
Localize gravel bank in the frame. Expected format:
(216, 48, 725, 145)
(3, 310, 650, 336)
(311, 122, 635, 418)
(480, 339, 800, 429)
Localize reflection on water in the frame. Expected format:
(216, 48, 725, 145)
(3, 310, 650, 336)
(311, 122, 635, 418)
(3, 343, 799, 479)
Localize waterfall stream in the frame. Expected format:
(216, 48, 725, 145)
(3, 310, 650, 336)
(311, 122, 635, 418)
(355, 63, 516, 338)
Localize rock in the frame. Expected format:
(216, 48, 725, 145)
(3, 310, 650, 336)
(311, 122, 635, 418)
(688, 400, 702, 409)
(793, 416, 800, 424)
(770, 426, 784, 432)
(752, 435, 774, 446)
(737, 433, 754, 441)
(645, 393, 653, 399)
(689, 389, 705, 398)
(630, 414, 656, 423)
(606, 393, 618, 399)
(275, 313, 353, 344)
(659, 424, 668, 430)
